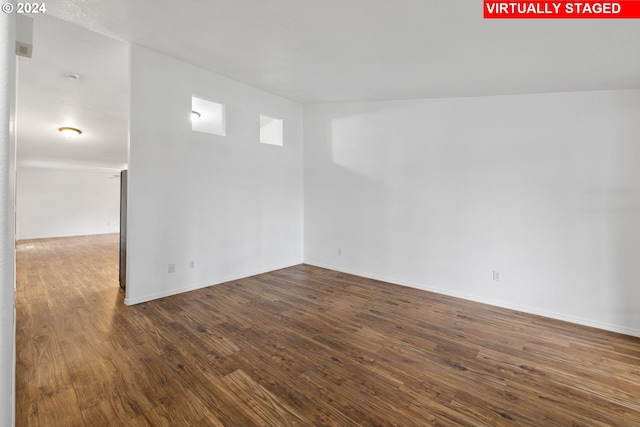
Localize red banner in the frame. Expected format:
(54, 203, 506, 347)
(484, 1, 640, 18)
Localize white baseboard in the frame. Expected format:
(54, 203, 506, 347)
(304, 260, 640, 339)
(124, 262, 302, 306)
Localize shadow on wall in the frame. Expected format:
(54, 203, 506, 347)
(608, 93, 640, 329)
(305, 90, 640, 336)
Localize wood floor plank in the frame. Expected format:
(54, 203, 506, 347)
(221, 369, 310, 426)
(15, 234, 640, 426)
(35, 389, 85, 427)
(81, 399, 126, 427)
(190, 412, 227, 427)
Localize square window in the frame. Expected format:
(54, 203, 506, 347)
(192, 96, 226, 136)
(259, 115, 283, 146)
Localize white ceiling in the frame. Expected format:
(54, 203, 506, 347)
(17, 13, 128, 170)
(45, 0, 640, 102)
(17, 1, 640, 168)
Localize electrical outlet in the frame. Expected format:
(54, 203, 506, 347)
(492, 270, 501, 281)
(168, 263, 175, 274)
(338, 248, 342, 255)
(189, 260, 195, 269)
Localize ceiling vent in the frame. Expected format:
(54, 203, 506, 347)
(16, 42, 32, 58)
(16, 15, 33, 58)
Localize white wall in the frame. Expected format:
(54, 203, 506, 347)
(304, 90, 640, 337)
(16, 167, 120, 240)
(0, 8, 16, 427)
(127, 45, 303, 305)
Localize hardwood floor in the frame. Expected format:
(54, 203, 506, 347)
(15, 234, 640, 426)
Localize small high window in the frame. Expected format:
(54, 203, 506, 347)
(259, 115, 283, 146)
(192, 96, 226, 136)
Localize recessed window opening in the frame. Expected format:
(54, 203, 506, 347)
(192, 96, 226, 136)
(259, 115, 283, 146)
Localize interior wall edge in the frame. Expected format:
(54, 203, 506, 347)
(0, 9, 16, 427)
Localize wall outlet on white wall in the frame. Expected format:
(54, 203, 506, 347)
(189, 260, 195, 269)
(168, 263, 175, 274)
(492, 270, 501, 281)
(338, 248, 342, 255)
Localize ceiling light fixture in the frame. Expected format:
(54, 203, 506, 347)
(191, 110, 201, 120)
(58, 127, 82, 138)
(66, 73, 80, 81)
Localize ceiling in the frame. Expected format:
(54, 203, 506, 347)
(44, 0, 640, 102)
(17, 13, 128, 170)
(17, 1, 640, 168)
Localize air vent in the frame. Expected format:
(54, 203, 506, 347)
(16, 15, 33, 58)
(16, 42, 32, 58)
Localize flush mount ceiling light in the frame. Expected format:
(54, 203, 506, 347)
(191, 110, 201, 121)
(58, 127, 82, 138)
(66, 73, 80, 81)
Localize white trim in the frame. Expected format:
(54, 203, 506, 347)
(304, 260, 640, 339)
(12, 307, 15, 427)
(17, 157, 126, 173)
(124, 262, 301, 306)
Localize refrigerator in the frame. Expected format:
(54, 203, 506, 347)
(119, 170, 127, 289)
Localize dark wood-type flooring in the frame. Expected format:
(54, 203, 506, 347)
(15, 234, 640, 426)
